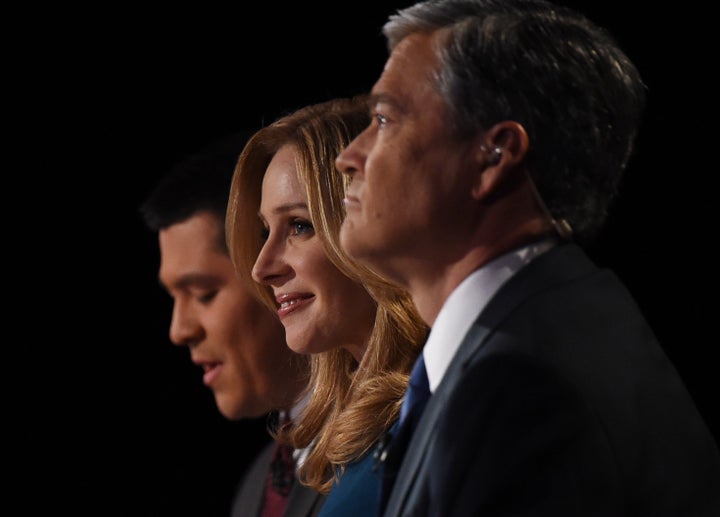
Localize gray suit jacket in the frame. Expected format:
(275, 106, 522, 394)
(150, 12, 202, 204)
(383, 243, 720, 516)
(231, 441, 325, 517)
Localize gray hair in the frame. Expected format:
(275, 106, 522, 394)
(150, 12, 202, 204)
(382, 0, 646, 243)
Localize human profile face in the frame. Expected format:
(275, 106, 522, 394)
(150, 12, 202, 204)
(252, 144, 376, 362)
(336, 32, 478, 288)
(158, 211, 304, 419)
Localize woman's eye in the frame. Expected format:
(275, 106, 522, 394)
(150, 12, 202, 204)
(375, 113, 388, 126)
(291, 220, 314, 236)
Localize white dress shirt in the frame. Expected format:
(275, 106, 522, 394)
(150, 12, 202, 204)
(288, 390, 312, 469)
(423, 239, 556, 393)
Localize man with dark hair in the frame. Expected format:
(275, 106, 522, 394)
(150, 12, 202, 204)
(141, 132, 324, 517)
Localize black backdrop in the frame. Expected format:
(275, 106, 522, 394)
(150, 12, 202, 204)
(33, 2, 716, 515)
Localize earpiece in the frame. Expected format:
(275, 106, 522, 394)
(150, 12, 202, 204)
(481, 145, 502, 165)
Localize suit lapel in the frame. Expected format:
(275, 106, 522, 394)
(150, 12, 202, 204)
(284, 483, 324, 517)
(384, 244, 596, 515)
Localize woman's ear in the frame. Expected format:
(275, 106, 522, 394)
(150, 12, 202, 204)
(471, 121, 529, 201)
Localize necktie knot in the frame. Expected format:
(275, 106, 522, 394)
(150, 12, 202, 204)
(261, 412, 296, 517)
(399, 354, 430, 427)
(269, 442, 295, 496)
(379, 353, 431, 514)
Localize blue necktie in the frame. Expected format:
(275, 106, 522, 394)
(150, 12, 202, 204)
(399, 353, 431, 430)
(379, 353, 431, 513)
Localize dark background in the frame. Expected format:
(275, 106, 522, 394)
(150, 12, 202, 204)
(29, 2, 715, 515)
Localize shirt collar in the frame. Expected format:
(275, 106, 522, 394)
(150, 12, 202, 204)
(423, 239, 556, 392)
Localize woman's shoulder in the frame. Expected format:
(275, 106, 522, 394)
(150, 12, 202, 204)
(317, 440, 387, 516)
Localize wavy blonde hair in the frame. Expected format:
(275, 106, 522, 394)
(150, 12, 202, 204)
(227, 96, 428, 493)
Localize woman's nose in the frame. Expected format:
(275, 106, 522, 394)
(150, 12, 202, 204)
(252, 238, 289, 286)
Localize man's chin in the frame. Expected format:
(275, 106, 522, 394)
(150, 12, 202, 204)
(339, 224, 368, 260)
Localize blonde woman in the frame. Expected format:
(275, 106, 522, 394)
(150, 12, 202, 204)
(227, 96, 427, 516)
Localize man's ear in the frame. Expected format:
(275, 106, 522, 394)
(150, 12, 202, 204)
(471, 121, 529, 201)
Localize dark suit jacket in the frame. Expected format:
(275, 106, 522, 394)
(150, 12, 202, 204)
(231, 441, 325, 517)
(383, 243, 720, 516)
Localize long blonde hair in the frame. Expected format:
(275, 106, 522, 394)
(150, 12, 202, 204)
(227, 96, 427, 493)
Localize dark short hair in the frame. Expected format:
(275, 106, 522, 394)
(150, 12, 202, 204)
(139, 132, 253, 250)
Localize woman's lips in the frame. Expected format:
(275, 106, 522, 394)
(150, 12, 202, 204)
(275, 293, 314, 319)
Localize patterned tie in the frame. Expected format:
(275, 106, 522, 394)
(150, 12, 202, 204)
(261, 415, 296, 517)
(379, 353, 431, 513)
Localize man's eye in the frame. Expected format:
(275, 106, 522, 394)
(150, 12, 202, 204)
(375, 113, 388, 126)
(199, 291, 218, 304)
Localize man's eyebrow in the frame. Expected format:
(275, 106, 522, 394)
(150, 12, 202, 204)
(368, 91, 407, 116)
(368, 92, 397, 107)
(161, 273, 223, 291)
